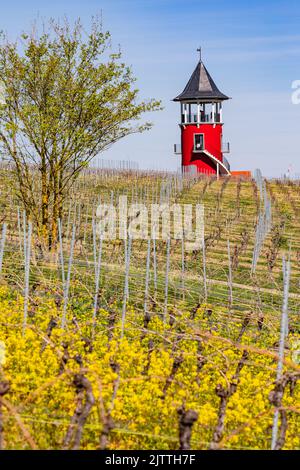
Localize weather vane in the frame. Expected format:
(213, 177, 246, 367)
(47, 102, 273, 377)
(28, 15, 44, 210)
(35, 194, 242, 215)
(197, 47, 202, 61)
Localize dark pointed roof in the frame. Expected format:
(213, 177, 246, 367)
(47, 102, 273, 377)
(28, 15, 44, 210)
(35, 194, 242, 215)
(173, 60, 230, 102)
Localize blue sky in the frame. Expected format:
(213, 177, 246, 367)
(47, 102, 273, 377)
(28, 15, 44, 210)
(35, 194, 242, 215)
(1, 0, 300, 176)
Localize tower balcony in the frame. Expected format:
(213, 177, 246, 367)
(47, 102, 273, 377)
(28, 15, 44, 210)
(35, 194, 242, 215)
(174, 144, 181, 154)
(174, 142, 230, 155)
(181, 113, 222, 125)
(222, 142, 230, 154)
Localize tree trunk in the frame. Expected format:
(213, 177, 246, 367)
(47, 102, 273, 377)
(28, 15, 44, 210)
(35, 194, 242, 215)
(41, 162, 49, 250)
(49, 167, 64, 251)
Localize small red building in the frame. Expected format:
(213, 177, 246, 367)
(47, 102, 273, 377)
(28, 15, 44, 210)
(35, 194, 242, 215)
(173, 54, 231, 176)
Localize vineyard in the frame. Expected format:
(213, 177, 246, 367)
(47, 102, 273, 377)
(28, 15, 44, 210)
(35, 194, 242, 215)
(0, 167, 299, 450)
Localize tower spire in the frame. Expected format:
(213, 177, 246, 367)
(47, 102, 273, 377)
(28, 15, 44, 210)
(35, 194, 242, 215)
(197, 46, 202, 62)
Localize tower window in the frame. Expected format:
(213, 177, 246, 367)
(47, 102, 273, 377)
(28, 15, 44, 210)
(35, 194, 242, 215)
(194, 134, 204, 152)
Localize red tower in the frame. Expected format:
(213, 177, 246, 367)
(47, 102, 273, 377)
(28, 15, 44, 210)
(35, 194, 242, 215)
(173, 52, 231, 176)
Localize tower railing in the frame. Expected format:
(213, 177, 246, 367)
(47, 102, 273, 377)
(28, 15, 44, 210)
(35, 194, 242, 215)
(223, 156, 230, 171)
(174, 144, 182, 154)
(174, 142, 230, 157)
(181, 113, 221, 124)
(222, 142, 230, 154)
